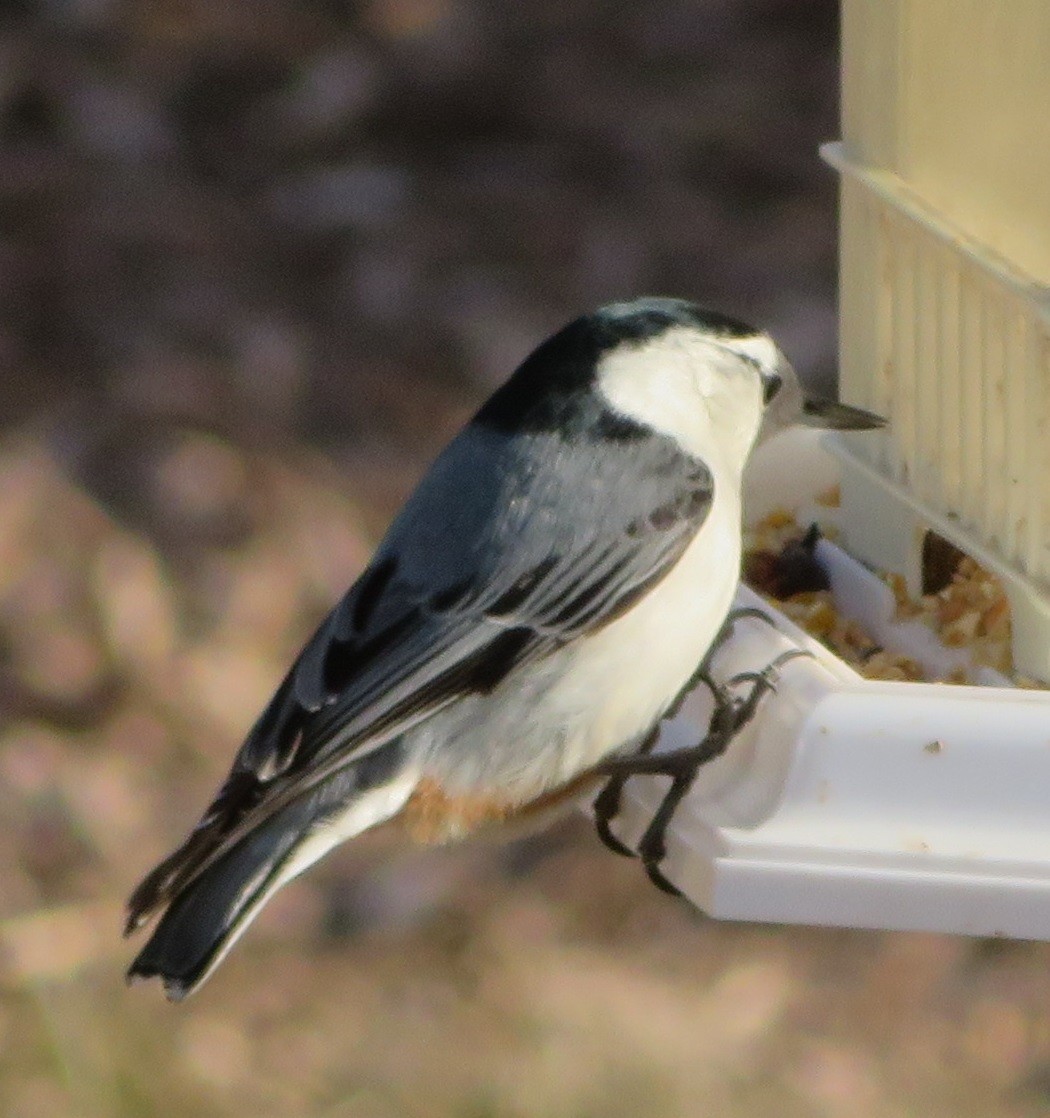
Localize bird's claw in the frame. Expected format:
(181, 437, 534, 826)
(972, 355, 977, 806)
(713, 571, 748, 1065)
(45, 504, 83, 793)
(643, 859, 682, 896)
(594, 643, 811, 897)
(593, 777, 637, 858)
(726, 645, 812, 690)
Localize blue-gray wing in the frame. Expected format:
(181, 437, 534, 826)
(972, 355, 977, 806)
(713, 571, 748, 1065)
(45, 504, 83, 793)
(125, 421, 712, 924)
(246, 422, 713, 773)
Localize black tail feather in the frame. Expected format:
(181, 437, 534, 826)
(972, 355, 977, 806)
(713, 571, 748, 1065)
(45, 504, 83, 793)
(126, 742, 410, 998)
(127, 795, 315, 1000)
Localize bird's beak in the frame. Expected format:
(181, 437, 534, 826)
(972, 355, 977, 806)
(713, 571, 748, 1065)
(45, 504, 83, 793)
(799, 397, 886, 431)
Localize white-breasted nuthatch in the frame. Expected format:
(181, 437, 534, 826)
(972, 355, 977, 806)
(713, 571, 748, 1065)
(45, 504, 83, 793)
(125, 297, 883, 999)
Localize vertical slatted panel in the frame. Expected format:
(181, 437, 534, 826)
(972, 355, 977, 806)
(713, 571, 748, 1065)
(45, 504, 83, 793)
(915, 227, 941, 505)
(1003, 307, 1029, 567)
(860, 176, 1050, 585)
(937, 247, 963, 512)
(1033, 327, 1050, 582)
(873, 201, 896, 478)
(955, 251, 979, 531)
(889, 216, 915, 487)
(983, 295, 1008, 551)
(1016, 314, 1036, 573)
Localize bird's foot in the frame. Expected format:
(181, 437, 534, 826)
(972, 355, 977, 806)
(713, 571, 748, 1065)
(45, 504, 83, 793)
(659, 606, 782, 730)
(721, 647, 812, 735)
(595, 646, 812, 895)
(676, 606, 782, 705)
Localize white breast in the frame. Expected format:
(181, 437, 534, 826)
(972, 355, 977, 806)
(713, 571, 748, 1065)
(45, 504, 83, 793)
(546, 479, 742, 778)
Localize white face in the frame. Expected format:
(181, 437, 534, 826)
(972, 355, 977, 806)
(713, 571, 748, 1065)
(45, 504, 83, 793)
(595, 324, 786, 475)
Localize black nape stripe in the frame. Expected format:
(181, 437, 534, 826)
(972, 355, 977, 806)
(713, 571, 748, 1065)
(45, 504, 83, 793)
(473, 298, 760, 438)
(591, 410, 648, 442)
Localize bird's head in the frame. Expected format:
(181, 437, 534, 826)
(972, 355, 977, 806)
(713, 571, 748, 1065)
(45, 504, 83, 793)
(474, 297, 884, 476)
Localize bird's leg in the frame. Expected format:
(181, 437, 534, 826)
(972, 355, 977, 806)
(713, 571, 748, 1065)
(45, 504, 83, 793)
(710, 605, 783, 659)
(722, 604, 783, 637)
(593, 724, 660, 858)
(593, 607, 780, 859)
(632, 692, 742, 893)
(592, 608, 786, 865)
(674, 605, 782, 716)
(599, 647, 812, 895)
(592, 621, 743, 859)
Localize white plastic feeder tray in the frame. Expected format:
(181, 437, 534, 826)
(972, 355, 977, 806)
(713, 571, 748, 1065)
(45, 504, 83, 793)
(602, 427, 1050, 940)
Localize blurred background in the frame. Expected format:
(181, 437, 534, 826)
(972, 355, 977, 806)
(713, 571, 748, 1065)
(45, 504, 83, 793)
(3, 1, 1050, 1116)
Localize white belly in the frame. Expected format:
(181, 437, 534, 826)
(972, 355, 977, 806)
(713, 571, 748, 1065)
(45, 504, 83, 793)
(547, 488, 741, 773)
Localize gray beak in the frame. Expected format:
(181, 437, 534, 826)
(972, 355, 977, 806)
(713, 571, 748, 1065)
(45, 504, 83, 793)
(800, 397, 886, 431)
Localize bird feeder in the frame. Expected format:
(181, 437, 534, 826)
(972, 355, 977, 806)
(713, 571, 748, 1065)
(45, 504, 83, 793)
(828, 0, 1050, 683)
(604, 0, 1050, 938)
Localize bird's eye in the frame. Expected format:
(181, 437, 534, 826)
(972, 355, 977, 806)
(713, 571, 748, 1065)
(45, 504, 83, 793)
(762, 372, 783, 405)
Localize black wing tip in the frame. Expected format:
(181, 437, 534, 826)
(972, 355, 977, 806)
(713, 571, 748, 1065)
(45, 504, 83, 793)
(122, 768, 269, 938)
(123, 907, 149, 938)
(124, 862, 177, 938)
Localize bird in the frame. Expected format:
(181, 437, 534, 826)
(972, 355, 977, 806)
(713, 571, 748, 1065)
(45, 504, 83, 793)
(124, 296, 884, 999)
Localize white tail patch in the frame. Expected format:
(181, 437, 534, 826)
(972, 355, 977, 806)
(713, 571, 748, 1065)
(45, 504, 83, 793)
(274, 769, 418, 887)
